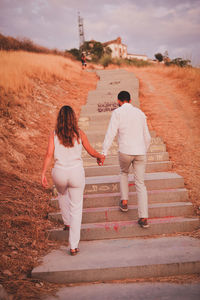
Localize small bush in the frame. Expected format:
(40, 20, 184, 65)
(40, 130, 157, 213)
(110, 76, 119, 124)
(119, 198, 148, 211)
(165, 57, 191, 68)
(106, 57, 152, 68)
(112, 58, 123, 66)
(99, 55, 112, 68)
(124, 58, 152, 67)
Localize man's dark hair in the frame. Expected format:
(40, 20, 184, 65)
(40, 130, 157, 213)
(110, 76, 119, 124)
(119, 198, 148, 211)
(118, 91, 131, 102)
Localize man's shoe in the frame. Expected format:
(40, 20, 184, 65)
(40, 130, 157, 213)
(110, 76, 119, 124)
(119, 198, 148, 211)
(70, 248, 79, 256)
(138, 218, 149, 228)
(119, 200, 128, 212)
(63, 225, 70, 231)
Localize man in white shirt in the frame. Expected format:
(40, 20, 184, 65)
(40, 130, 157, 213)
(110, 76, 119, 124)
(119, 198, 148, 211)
(101, 91, 151, 228)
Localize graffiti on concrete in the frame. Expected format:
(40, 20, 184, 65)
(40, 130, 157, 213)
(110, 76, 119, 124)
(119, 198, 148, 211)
(109, 81, 120, 85)
(98, 102, 118, 112)
(85, 183, 119, 194)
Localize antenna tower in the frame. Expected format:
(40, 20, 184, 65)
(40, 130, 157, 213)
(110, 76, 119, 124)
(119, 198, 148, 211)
(78, 12, 85, 50)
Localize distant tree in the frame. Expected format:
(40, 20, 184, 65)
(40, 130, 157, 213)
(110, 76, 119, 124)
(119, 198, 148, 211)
(166, 57, 191, 68)
(91, 41, 104, 60)
(155, 53, 163, 62)
(81, 41, 90, 53)
(82, 40, 104, 61)
(68, 48, 80, 59)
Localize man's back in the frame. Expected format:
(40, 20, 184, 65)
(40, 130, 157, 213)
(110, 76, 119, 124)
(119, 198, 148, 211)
(102, 102, 151, 156)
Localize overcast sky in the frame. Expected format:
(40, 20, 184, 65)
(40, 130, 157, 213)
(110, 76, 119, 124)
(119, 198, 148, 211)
(0, 0, 200, 65)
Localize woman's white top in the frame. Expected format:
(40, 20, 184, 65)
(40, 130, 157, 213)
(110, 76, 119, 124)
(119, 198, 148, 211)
(54, 134, 83, 169)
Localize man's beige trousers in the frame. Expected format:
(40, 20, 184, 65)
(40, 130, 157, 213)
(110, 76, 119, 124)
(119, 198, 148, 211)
(119, 152, 148, 218)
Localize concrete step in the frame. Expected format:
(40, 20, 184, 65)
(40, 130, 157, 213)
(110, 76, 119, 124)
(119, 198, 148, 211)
(39, 283, 200, 300)
(48, 202, 194, 224)
(81, 111, 149, 120)
(78, 118, 156, 137)
(81, 136, 165, 153)
(84, 172, 184, 195)
(85, 161, 172, 176)
(32, 236, 200, 283)
(83, 135, 163, 144)
(82, 144, 166, 158)
(96, 69, 132, 75)
(96, 81, 138, 88)
(79, 112, 112, 120)
(82, 89, 138, 102)
(80, 100, 138, 113)
(51, 188, 188, 209)
(80, 122, 155, 134)
(83, 152, 169, 166)
(81, 103, 117, 114)
(48, 216, 199, 241)
(96, 74, 138, 81)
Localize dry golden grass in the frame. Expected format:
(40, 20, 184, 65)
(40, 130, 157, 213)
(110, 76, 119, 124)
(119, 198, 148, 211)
(0, 50, 82, 95)
(135, 64, 200, 102)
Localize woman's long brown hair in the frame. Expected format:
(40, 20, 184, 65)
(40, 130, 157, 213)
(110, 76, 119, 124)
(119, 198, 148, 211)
(55, 106, 80, 147)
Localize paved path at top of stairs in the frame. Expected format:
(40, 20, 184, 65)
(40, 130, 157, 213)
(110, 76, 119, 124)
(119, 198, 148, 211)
(44, 282, 200, 300)
(32, 69, 199, 285)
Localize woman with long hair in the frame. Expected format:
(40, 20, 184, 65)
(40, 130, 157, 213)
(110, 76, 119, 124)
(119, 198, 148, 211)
(42, 106, 104, 255)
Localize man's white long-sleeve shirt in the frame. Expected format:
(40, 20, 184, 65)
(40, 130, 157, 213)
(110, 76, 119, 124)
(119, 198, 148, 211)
(102, 103, 151, 156)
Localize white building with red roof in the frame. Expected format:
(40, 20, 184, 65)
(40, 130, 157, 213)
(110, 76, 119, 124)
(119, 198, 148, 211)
(103, 37, 127, 59)
(103, 37, 148, 61)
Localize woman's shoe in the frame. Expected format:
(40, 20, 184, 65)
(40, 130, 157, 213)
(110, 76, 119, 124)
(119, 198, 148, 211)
(138, 218, 149, 228)
(70, 248, 80, 256)
(119, 200, 128, 212)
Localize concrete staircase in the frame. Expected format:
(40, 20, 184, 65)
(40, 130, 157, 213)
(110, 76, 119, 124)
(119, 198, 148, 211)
(32, 69, 200, 283)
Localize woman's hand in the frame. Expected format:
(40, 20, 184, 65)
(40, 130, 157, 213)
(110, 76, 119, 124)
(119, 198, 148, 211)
(42, 173, 48, 188)
(80, 130, 105, 162)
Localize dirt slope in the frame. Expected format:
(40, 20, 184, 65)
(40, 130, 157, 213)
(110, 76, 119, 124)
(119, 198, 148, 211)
(127, 66, 200, 216)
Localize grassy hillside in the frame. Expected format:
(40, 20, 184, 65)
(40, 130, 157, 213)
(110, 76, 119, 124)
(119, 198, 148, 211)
(148, 65, 200, 101)
(0, 50, 98, 299)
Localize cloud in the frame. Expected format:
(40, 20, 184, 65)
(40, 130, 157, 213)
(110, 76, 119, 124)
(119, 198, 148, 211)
(0, 0, 200, 64)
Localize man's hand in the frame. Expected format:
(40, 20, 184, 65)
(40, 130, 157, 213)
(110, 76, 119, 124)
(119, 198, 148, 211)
(97, 155, 105, 166)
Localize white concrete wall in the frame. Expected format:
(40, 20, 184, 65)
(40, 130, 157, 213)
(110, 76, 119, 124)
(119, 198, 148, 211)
(127, 54, 148, 61)
(108, 43, 127, 59)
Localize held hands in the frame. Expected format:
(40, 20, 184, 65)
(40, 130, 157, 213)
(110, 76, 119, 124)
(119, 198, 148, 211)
(97, 155, 105, 166)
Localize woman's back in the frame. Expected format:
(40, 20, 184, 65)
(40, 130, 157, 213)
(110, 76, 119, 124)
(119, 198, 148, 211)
(54, 134, 82, 169)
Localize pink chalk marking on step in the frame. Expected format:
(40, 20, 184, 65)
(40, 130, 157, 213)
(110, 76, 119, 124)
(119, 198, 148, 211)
(105, 224, 110, 231)
(114, 223, 119, 232)
(105, 211, 108, 221)
(148, 216, 182, 224)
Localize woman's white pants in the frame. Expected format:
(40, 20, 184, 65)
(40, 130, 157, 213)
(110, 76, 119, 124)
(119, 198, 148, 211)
(52, 165, 85, 249)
